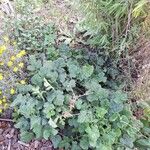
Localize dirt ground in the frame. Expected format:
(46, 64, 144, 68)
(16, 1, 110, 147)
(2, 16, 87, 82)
(0, 120, 53, 150)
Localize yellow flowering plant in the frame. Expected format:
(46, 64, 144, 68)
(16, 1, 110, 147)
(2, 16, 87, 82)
(0, 45, 6, 55)
(0, 34, 27, 113)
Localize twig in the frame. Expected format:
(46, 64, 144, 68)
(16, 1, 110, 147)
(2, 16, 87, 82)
(77, 91, 92, 99)
(117, 2, 133, 41)
(7, 139, 11, 150)
(0, 118, 13, 122)
(18, 141, 29, 147)
(0, 0, 14, 16)
(125, 2, 133, 39)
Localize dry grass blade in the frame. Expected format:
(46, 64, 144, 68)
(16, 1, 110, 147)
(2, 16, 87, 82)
(0, 118, 13, 122)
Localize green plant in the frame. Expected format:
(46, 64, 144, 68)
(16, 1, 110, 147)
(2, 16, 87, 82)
(14, 0, 44, 14)
(73, 0, 149, 59)
(133, 101, 150, 150)
(7, 9, 149, 149)
(11, 39, 146, 150)
(11, 16, 56, 55)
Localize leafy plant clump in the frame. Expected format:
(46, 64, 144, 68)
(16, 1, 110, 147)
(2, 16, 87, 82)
(14, 0, 48, 14)
(10, 22, 147, 149)
(11, 16, 56, 54)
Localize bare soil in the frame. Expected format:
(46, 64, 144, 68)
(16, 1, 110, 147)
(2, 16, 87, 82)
(0, 120, 53, 150)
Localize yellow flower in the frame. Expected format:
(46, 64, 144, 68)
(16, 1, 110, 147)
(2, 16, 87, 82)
(2, 98, 6, 103)
(0, 73, 3, 80)
(4, 103, 8, 109)
(13, 67, 18, 72)
(0, 62, 4, 66)
(10, 56, 16, 61)
(7, 61, 13, 67)
(0, 45, 6, 55)
(20, 50, 26, 56)
(18, 62, 24, 68)
(0, 109, 2, 113)
(16, 53, 22, 58)
(17, 50, 26, 58)
(20, 80, 26, 84)
(13, 41, 17, 46)
(3, 36, 9, 42)
(10, 88, 15, 95)
(0, 100, 2, 104)
(14, 107, 17, 112)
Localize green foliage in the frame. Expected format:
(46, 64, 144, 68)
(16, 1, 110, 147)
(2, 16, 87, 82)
(134, 101, 150, 150)
(14, 0, 46, 14)
(73, 0, 149, 58)
(12, 16, 56, 55)
(0, 0, 149, 147)
(11, 22, 146, 149)
(136, 138, 150, 149)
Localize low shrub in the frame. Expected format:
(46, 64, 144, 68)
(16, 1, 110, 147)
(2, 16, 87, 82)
(14, 0, 44, 14)
(11, 16, 56, 54)
(10, 21, 147, 149)
(7, 11, 149, 150)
